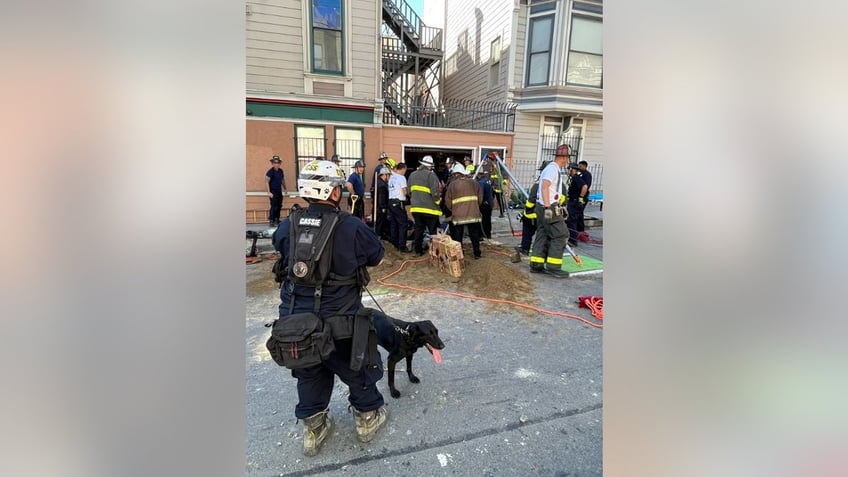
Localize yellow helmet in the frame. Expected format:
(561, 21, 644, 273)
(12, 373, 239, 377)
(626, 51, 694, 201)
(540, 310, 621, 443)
(385, 157, 397, 170)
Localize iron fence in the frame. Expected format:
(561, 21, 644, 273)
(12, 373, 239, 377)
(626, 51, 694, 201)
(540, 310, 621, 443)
(382, 98, 517, 132)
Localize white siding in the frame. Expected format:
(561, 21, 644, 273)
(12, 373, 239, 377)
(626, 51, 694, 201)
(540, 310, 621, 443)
(510, 112, 543, 188)
(581, 118, 603, 166)
(442, 0, 516, 103)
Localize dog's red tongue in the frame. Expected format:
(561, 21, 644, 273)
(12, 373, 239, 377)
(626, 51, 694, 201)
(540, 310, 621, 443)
(425, 344, 442, 364)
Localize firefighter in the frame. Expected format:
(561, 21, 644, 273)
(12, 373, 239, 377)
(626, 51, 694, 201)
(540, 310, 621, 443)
(529, 144, 571, 278)
(515, 162, 545, 256)
(565, 162, 588, 247)
(408, 155, 442, 256)
(444, 163, 483, 259)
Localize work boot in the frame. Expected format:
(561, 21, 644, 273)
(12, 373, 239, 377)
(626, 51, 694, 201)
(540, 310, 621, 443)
(351, 404, 388, 443)
(301, 409, 333, 457)
(529, 264, 545, 273)
(545, 266, 568, 278)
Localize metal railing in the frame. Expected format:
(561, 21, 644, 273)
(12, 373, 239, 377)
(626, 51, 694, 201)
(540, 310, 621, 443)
(382, 97, 517, 132)
(382, 0, 443, 52)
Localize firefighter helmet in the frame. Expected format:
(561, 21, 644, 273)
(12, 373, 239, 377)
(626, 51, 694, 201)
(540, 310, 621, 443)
(385, 158, 397, 170)
(554, 144, 571, 157)
(420, 155, 434, 167)
(297, 160, 347, 201)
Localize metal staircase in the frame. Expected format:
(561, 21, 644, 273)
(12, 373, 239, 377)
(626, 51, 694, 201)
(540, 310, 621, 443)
(381, 0, 443, 126)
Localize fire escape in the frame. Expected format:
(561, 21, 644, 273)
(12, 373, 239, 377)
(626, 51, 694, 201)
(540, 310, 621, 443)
(381, 0, 517, 131)
(381, 0, 443, 126)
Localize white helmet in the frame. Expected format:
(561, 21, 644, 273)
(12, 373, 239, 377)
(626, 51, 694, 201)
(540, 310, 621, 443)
(297, 160, 347, 201)
(451, 163, 468, 176)
(420, 155, 434, 167)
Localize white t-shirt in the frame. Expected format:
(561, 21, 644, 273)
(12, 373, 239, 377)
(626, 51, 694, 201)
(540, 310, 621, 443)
(388, 172, 408, 200)
(537, 162, 563, 207)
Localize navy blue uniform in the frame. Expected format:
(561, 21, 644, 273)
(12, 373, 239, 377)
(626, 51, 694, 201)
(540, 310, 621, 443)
(347, 172, 366, 219)
(266, 167, 285, 224)
(477, 176, 494, 239)
(566, 174, 587, 245)
(576, 170, 592, 233)
(272, 203, 386, 419)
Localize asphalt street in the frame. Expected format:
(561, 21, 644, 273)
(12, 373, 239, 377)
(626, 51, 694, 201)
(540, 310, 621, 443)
(246, 205, 604, 476)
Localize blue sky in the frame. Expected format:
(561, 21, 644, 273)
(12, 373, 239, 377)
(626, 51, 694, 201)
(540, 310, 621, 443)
(407, 0, 423, 17)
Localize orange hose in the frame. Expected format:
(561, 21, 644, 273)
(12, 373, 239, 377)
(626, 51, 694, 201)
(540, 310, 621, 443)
(375, 254, 603, 329)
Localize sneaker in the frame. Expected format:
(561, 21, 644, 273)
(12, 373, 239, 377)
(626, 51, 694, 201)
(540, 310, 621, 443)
(514, 247, 529, 256)
(352, 404, 388, 443)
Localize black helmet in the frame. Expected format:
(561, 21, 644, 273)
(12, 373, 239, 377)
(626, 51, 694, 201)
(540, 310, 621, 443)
(353, 160, 365, 168)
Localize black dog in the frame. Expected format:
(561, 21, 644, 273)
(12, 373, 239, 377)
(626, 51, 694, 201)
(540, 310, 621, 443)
(372, 310, 445, 398)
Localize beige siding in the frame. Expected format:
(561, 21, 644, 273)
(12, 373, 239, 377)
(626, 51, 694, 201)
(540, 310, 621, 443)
(247, 0, 377, 100)
(349, 0, 377, 100)
(442, 0, 516, 103)
(512, 5, 527, 88)
(510, 112, 543, 187)
(581, 118, 603, 166)
(246, 1, 305, 94)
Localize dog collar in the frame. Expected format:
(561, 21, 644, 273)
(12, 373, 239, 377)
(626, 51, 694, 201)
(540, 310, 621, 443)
(394, 324, 411, 336)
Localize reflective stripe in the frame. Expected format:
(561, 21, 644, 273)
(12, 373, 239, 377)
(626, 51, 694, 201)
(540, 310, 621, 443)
(410, 185, 431, 194)
(530, 256, 545, 264)
(409, 206, 441, 216)
(452, 195, 478, 204)
(452, 218, 481, 225)
(524, 201, 535, 208)
(546, 257, 563, 265)
(525, 213, 537, 219)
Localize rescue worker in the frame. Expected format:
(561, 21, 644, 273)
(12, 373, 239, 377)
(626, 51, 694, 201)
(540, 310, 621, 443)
(387, 161, 412, 252)
(370, 152, 388, 212)
(487, 152, 506, 217)
(271, 159, 388, 456)
(515, 163, 544, 256)
(576, 160, 592, 233)
(345, 160, 366, 219)
(529, 144, 571, 278)
(565, 162, 588, 247)
(408, 155, 442, 256)
(444, 163, 483, 259)
(374, 166, 391, 240)
(463, 156, 475, 174)
(265, 155, 287, 227)
(476, 171, 494, 239)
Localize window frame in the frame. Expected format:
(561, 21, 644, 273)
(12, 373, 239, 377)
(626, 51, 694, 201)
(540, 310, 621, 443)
(566, 15, 603, 88)
(294, 124, 327, 176)
(309, 0, 345, 76)
(525, 13, 556, 87)
(332, 126, 364, 173)
(489, 36, 502, 88)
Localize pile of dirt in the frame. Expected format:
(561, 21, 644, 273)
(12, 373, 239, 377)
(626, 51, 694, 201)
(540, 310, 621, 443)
(247, 242, 539, 313)
(372, 242, 537, 306)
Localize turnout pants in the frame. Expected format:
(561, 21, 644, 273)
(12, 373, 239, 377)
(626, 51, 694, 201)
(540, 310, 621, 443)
(412, 213, 440, 254)
(520, 217, 536, 252)
(292, 337, 385, 419)
(529, 204, 567, 270)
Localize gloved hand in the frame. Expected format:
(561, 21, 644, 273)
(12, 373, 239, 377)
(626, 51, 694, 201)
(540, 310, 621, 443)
(544, 207, 553, 221)
(578, 197, 586, 205)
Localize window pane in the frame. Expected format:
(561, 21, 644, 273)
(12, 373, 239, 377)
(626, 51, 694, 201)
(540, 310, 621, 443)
(529, 16, 553, 53)
(566, 52, 602, 87)
(570, 17, 602, 54)
(335, 128, 362, 166)
(312, 0, 341, 30)
(527, 52, 550, 85)
(335, 128, 361, 141)
(313, 29, 342, 72)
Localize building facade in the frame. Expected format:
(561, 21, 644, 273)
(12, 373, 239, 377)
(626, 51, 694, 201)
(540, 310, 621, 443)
(246, 0, 517, 223)
(434, 0, 603, 190)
